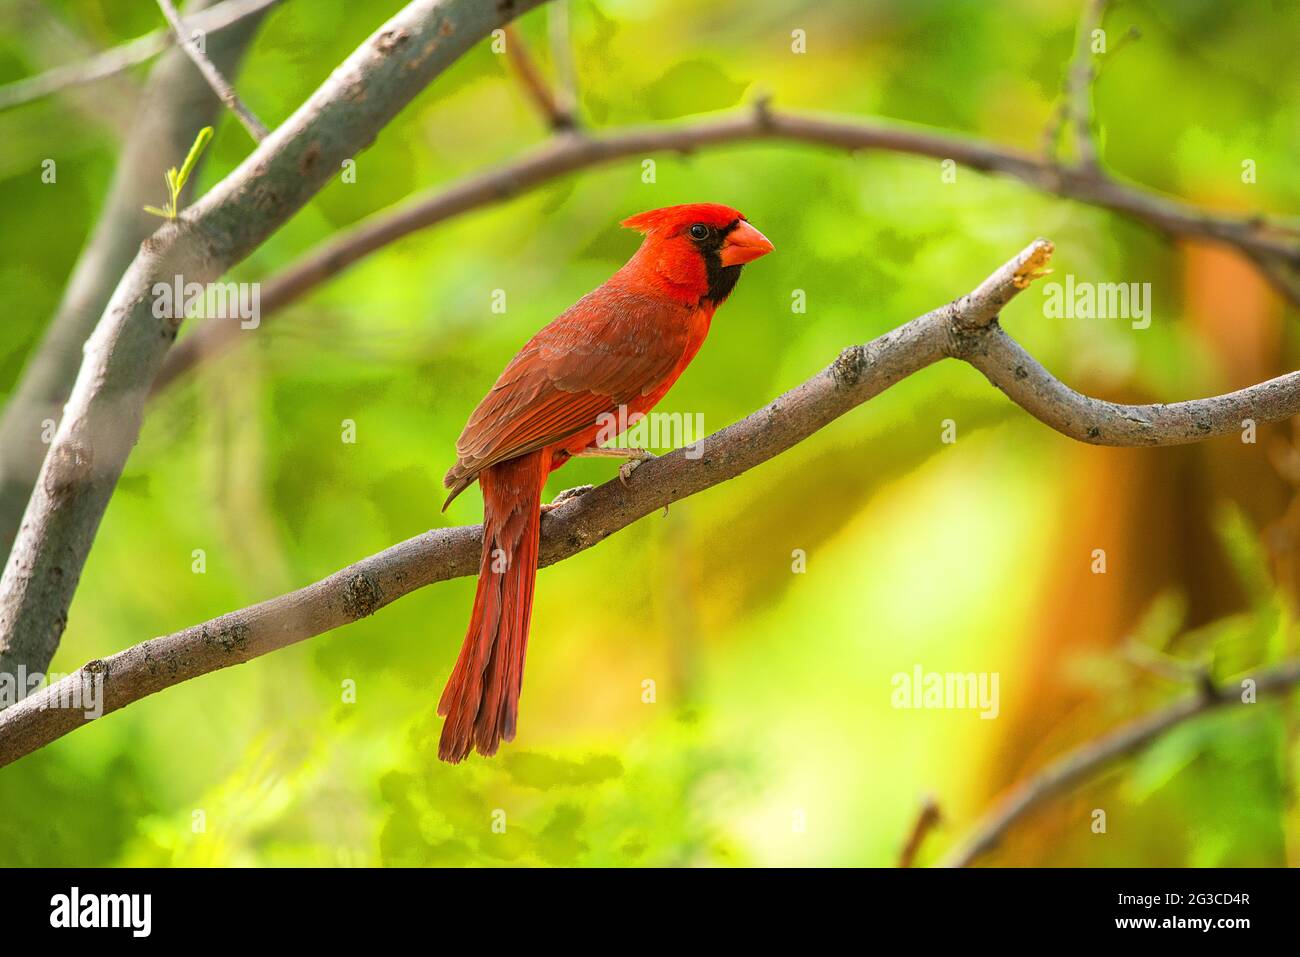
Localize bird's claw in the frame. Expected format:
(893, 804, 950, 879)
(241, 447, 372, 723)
(540, 484, 595, 513)
(618, 450, 656, 486)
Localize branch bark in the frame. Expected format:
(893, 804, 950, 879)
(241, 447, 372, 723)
(156, 0, 270, 141)
(0, 0, 273, 569)
(0, 0, 548, 681)
(942, 661, 1300, 867)
(151, 103, 1300, 394)
(6, 238, 1300, 769)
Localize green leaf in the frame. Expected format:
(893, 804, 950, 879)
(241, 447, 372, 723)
(175, 126, 213, 192)
(146, 126, 215, 222)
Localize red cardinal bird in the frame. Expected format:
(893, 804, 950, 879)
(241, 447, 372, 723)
(437, 203, 773, 762)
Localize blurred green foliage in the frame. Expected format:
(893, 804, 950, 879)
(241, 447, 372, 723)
(0, 0, 1298, 866)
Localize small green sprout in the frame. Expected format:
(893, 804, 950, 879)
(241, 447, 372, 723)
(144, 126, 214, 220)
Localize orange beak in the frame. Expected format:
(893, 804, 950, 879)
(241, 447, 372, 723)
(719, 220, 774, 266)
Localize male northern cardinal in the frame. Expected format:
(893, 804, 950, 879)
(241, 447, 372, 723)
(437, 203, 774, 762)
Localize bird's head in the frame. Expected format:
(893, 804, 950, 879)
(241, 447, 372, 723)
(620, 203, 774, 307)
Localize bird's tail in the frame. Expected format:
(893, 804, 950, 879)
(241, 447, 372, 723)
(438, 450, 547, 763)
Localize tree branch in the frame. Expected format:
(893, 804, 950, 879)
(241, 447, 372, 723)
(899, 795, 942, 868)
(151, 102, 1300, 394)
(156, 0, 269, 141)
(941, 660, 1300, 867)
(1065, 0, 1106, 171)
(501, 23, 575, 131)
(546, 1, 578, 126)
(0, 0, 273, 569)
(6, 238, 1300, 768)
(0, 0, 278, 113)
(0, 0, 549, 681)
(7, 0, 142, 137)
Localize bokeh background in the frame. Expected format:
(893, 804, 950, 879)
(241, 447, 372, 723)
(2, 0, 1299, 867)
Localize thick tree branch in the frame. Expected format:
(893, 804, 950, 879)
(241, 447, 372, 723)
(6, 238, 1300, 768)
(0, 0, 273, 569)
(0, 0, 548, 681)
(942, 660, 1300, 867)
(151, 103, 1300, 393)
(156, 0, 269, 141)
(0, 0, 278, 112)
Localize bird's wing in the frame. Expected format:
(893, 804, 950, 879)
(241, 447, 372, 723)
(443, 289, 686, 504)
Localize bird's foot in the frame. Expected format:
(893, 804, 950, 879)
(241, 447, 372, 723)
(540, 484, 595, 513)
(618, 449, 656, 486)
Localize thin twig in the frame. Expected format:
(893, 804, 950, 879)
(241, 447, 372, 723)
(546, 1, 579, 125)
(1044, 5, 1138, 167)
(8, 239, 1300, 768)
(899, 795, 942, 868)
(0, 0, 278, 112)
(156, 0, 269, 141)
(501, 23, 575, 130)
(1247, 248, 1300, 307)
(941, 661, 1300, 867)
(7, 0, 139, 136)
(1123, 642, 1209, 686)
(1066, 0, 1107, 171)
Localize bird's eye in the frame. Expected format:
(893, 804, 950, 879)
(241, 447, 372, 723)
(688, 223, 710, 240)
